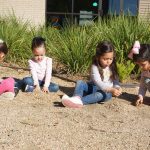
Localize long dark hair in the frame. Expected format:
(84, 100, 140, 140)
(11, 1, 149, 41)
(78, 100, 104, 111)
(0, 41, 8, 54)
(133, 44, 150, 62)
(92, 41, 118, 80)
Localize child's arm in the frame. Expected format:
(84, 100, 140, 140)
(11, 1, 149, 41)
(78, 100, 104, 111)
(136, 75, 147, 106)
(91, 65, 122, 96)
(138, 76, 147, 99)
(105, 88, 122, 97)
(113, 78, 122, 93)
(43, 58, 52, 92)
(28, 60, 39, 87)
(91, 65, 112, 89)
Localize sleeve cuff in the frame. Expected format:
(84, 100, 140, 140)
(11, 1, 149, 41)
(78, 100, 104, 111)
(44, 83, 49, 88)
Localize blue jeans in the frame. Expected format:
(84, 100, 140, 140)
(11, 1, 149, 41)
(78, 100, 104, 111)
(23, 77, 59, 92)
(73, 80, 112, 105)
(14, 79, 24, 90)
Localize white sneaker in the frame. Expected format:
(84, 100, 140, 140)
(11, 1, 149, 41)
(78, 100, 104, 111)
(0, 92, 15, 100)
(62, 96, 83, 108)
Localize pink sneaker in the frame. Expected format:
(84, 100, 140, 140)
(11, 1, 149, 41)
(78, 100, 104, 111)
(62, 95, 83, 108)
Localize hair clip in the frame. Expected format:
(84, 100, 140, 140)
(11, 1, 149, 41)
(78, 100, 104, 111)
(128, 41, 140, 59)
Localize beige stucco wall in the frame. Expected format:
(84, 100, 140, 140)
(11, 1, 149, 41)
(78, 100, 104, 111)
(139, 0, 150, 20)
(0, 0, 46, 27)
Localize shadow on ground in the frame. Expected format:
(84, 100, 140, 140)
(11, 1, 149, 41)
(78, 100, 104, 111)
(53, 86, 75, 107)
(59, 86, 74, 96)
(119, 92, 150, 106)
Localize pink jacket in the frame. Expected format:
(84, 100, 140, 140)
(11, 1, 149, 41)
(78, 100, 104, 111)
(0, 77, 14, 94)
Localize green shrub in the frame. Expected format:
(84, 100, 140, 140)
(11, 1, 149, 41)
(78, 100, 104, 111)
(0, 14, 150, 81)
(0, 15, 33, 66)
(47, 26, 98, 73)
(117, 60, 135, 82)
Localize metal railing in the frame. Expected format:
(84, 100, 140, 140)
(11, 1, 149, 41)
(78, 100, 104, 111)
(46, 11, 101, 25)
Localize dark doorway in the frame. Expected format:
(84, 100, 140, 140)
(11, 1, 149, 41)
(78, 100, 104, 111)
(46, 0, 138, 26)
(47, 0, 71, 13)
(46, 0, 100, 27)
(46, 0, 71, 27)
(102, 0, 109, 16)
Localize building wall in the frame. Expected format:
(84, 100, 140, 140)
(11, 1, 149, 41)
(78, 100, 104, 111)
(0, 0, 46, 27)
(139, 0, 150, 20)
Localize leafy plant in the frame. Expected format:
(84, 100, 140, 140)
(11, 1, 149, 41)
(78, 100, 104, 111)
(48, 26, 98, 73)
(117, 60, 135, 82)
(0, 14, 150, 80)
(0, 15, 33, 66)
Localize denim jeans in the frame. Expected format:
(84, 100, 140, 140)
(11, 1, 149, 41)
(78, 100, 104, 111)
(23, 77, 59, 92)
(73, 80, 112, 105)
(14, 78, 24, 90)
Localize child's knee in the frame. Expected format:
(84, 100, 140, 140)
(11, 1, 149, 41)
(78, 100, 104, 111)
(23, 77, 33, 85)
(76, 80, 84, 85)
(49, 84, 59, 92)
(103, 93, 112, 102)
(52, 84, 59, 92)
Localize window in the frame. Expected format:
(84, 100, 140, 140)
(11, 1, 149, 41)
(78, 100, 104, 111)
(108, 0, 120, 15)
(108, 0, 138, 16)
(123, 0, 138, 15)
(46, 0, 100, 26)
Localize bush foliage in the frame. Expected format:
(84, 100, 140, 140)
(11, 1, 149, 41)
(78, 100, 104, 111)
(0, 15, 150, 81)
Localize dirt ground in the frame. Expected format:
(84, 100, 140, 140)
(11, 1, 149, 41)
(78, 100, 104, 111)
(0, 66, 149, 150)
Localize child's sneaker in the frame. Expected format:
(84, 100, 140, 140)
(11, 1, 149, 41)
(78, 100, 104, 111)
(62, 94, 70, 100)
(25, 85, 34, 92)
(62, 96, 83, 108)
(0, 92, 15, 100)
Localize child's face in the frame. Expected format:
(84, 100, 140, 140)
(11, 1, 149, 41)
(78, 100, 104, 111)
(0, 52, 5, 62)
(33, 46, 45, 62)
(98, 52, 114, 68)
(136, 60, 150, 71)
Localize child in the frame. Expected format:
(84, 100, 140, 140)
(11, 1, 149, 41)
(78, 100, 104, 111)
(0, 39, 15, 100)
(23, 36, 59, 93)
(62, 41, 122, 108)
(128, 41, 150, 106)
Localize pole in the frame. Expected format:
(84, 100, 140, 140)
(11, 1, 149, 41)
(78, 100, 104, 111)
(120, 0, 123, 15)
(71, 0, 74, 24)
(98, 0, 102, 20)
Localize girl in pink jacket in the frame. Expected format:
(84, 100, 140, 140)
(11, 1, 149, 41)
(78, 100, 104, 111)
(0, 39, 15, 99)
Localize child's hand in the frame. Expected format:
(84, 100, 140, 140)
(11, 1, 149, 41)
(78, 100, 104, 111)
(42, 86, 49, 93)
(135, 95, 143, 106)
(111, 88, 122, 97)
(34, 85, 41, 92)
(115, 87, 122, 93)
